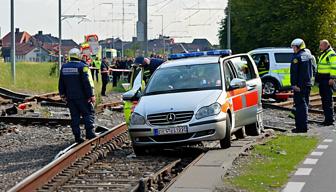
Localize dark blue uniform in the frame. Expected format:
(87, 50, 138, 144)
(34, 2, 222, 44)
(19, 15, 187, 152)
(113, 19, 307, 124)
(290, 49, 314, 132)
(143, 58, 165, 83)
(100, 61, 110, 96)
(148, 58, 165, 74)
(59, 60, 96, 142)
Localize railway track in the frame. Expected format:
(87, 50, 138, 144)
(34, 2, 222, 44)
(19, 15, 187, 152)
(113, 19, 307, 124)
(263, 93, 336, 115)
(8, 123, 203, 192)
(0, 87, 30, 103)
(0, 116, 72, 126)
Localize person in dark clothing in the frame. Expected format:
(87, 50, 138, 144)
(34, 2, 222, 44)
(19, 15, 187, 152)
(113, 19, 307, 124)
(59, 48, 96, 143)
(111, 59, 118, 87)
(126, 57, 134, 83)
(290, 38, 314, 133)
(134, 56, 165, 83)
(101, 57, 110, 96)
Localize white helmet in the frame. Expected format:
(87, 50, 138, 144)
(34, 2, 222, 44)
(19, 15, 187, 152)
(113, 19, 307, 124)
(291, 38, 306, 50)
(68, 48, 81, 60)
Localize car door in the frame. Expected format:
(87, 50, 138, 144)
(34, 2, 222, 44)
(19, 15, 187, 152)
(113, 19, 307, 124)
(222, 57, 246, 128)
(225, 55, 261, 126)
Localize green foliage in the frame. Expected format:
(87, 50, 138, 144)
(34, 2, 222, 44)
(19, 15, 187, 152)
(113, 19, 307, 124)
(219, 0, 336, 55)
(226, 135, 318, 192)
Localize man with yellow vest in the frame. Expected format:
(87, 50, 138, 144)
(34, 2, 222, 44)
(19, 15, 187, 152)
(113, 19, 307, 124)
(92, 56, 101, 82)
(317, 40, 336, 126)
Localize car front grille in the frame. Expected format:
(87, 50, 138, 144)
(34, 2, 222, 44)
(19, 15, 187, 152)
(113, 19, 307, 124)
(147, 111, 194, 126)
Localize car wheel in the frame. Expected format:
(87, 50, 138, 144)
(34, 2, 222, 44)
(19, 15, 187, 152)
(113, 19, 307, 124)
(132, 145, 149, 156)
(220, 114, 231, 149)
(263, 79, 278, 96)
(245, 112, 264, 136)
(234, 127, 245, 139)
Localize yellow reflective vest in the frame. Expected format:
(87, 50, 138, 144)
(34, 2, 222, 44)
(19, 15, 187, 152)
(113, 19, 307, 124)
(318, 48, 336, 78)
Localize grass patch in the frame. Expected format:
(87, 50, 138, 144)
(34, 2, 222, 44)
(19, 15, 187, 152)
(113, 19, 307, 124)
(0, 62, 125, 102)
(226, 135, 318, 192)
(0, 62, 58, 94)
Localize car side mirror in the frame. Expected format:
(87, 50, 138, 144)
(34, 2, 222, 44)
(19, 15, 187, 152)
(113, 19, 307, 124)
(122, 88, 142, 101)
(229, 78, 247, 90)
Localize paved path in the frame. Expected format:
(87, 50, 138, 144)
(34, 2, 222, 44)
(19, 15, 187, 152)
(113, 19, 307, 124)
(166, 138, 256, 192)
(283, 125, 336, 192)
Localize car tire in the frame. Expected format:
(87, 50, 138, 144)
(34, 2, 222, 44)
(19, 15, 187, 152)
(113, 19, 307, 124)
(234, 127, 245, 139)
(220, 114, 231, 149)
(262, 79, 278, 96)
(245, 112, 264, 136)
(132, 145, 149, 156)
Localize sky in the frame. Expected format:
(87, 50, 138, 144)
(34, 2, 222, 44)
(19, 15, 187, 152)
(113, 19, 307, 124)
(0, 0, 228, 45)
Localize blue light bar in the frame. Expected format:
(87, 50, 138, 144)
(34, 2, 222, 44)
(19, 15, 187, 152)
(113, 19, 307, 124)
(168, 49, 232, 60)
(206, 50, 232, 56)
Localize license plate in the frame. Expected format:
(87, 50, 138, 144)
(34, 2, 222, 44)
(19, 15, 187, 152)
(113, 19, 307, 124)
(155, 126, 188, 136)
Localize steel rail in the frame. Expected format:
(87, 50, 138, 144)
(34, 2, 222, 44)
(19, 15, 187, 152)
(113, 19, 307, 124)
(8, 122, 127, 192)
(262, 103, 324, 114)
(0, 116, 73, 125)
(0, 87, 30, 103)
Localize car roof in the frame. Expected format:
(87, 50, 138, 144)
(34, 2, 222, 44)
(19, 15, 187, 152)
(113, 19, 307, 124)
(160, 56, 220, 69)
(248, 47, 293, 53)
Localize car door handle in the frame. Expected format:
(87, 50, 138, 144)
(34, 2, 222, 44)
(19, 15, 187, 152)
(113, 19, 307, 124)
(247, 84, 257, 91)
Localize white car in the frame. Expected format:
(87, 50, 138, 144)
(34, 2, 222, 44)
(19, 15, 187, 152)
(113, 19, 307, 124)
(249, 48, 294, 96)
(249, 47, 316, 96)
(128, 51, 263, 155)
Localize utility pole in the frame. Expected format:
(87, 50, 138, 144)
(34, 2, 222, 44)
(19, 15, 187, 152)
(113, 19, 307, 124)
(58, 0, 62, 75)
(58, 0, 86, 75)
(10, 0, 15, 84)
(137, 0, 148, 56)
(122, 0, 125, 57)
(227, 1, 231, 49)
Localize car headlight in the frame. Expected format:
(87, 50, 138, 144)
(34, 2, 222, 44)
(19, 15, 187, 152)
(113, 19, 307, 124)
(130, 113, 146, 125)
(195, 103, 221, 120)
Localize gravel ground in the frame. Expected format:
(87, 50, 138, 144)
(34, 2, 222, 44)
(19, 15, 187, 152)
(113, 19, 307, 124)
(0, 92, 125, 191)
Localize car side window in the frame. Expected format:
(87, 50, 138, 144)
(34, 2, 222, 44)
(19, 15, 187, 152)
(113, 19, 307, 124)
(274, 53, 293, 63)
(251, 53, 270, 71)
(229, 56, 257, 81)
(223, 61, 235, 91)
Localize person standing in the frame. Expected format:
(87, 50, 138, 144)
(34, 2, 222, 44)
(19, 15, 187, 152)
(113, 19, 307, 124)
(317, 40, 336, 126)
(111, 58, 118, 87)
(91, 57, 101, 82)
(290, 38, 314, 133)
(59, 48, 97, 143)
(101, 57, 110, 96)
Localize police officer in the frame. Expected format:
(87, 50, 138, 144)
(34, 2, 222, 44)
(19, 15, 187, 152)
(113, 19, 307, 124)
(134, 56, 165, 83)
(257, 55, 270, 77)
(101, 57, 110, 96)
(317, 40, 336, 126)
(290, 38, 314, 133)
(59, 48, 97, 143)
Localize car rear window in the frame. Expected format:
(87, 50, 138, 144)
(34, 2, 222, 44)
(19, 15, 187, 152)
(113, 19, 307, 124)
(274, 53, 293, 63)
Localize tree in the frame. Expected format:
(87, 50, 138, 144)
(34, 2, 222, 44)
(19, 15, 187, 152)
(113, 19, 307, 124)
(219, 0, 336, 55)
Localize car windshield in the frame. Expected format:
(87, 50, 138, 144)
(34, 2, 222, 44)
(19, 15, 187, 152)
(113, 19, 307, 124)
(145, 63, 222, 95)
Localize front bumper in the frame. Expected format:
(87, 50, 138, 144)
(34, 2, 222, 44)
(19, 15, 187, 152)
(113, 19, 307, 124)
(129, 116, 227, 147)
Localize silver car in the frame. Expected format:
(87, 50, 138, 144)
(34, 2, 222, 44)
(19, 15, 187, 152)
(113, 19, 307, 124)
(129, 54, 263, 155)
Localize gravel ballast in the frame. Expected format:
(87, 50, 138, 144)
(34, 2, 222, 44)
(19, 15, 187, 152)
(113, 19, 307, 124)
(0, 92, 125, 191)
